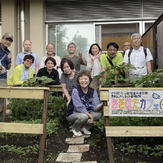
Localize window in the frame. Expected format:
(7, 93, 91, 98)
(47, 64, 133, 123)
(48, 24, 94, 63)
(95, 23, 140, 52)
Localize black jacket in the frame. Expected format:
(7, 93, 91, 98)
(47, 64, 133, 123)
(37, 67, 60, 85)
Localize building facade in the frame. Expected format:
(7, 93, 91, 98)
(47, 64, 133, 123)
(1, 0, 163, 75)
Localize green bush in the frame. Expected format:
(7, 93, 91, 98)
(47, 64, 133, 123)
(8, 99, 43, 121)
(8, 93, 66, 122)
(3, 93, 67, 139)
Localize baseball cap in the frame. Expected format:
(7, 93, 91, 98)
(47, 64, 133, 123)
(2, 33, 13, 41)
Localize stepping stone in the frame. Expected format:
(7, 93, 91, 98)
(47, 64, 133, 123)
(81, 134, 90, 138)
(72, 134, 90, 138)
(73, 162, 97, 163)
(67, 144, 89, 153)
(56, 153, 82, 162)
(65, 137, 84, 145)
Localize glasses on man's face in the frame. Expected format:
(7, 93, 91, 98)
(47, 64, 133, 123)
(123, 45, 130, 47)
(26, 59, 33, 64)
(47, 48, 54, 50)
(68, 46, 75, 49)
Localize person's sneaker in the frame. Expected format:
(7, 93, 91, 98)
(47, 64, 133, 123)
(71, 129, 82, 137)
(80, 127, 91, 135)
(78, 131, 82, 135)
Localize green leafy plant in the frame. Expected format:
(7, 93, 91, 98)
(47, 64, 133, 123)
(97, 64, 163, 87)
(131, 69, 163, 87)
(96, 64, 136, 86)
(151, 145, 163, 157)
(0, 144, 39, 155)
(21, 76, 53, 87)
(115, 142, 163, 156)
(137, 144, 151, 155)
(94, 116, 105, 133)
(47, 93, 66, 121)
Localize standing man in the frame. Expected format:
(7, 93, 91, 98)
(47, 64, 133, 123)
(0, 33, 13, 121)
(100, 42, 123, 84)
(122, 41, 131, 57)
(16, 40, 39, 76)
(40, 43, 61, 69)
(40, 43, 62, 78)
(123, 33, 153, 81)
(63, 42, 87, 71)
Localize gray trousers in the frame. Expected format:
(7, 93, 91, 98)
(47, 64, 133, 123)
(66, 111, 101, 132)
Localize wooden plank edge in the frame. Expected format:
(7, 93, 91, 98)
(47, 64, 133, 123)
(0, 123, 43, 134)
(105, 126, 163, 137)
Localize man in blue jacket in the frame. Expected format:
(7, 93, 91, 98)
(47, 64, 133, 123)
(0, 33, 13, 121)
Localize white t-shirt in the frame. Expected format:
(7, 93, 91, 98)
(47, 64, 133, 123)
(123, 46, 153, 78)
(86, 57, 101, 78)
(40, 54, 61, 69)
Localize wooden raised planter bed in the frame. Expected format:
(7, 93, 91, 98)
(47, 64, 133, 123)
(99, 87, 163, 163)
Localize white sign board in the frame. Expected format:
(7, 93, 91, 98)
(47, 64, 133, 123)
(109, 90, 163, 117)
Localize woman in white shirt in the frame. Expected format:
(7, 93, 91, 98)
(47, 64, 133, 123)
(86, 43, 102, 89)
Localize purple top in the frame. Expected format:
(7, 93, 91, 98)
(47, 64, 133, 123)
(71, 87, 100, 113)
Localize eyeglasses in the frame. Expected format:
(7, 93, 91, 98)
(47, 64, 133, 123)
(68, 46, 75, 49)
(47, 48, 54, 50)
(25, 59, 33, 64)
(123, 45, 131, 47)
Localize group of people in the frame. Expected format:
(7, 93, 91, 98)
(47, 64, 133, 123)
(0, 32, 153, 136)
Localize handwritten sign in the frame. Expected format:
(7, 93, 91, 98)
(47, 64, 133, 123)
(109, 90, 163, 117)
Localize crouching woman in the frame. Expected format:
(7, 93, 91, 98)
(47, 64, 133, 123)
(66, 70, 103, 137)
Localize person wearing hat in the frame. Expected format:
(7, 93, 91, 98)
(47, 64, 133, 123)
(0, 33, 13, 79)
(0, 32, 13, 83)
(0, 33, 13, 121)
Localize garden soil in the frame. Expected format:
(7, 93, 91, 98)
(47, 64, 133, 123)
(0, 121, 163, 163)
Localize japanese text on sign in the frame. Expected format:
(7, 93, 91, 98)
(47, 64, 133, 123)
(109, 90, 163, 117)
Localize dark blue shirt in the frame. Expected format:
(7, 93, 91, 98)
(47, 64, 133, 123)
(0, 44, 10, 79)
